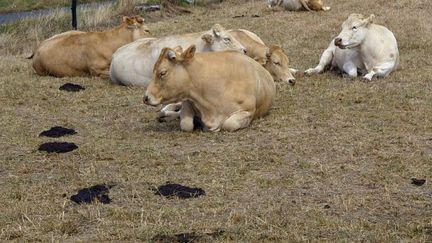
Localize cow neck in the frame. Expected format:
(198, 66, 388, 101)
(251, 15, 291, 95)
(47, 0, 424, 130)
(101, 24, 134, 51)
(184, 63, 217, 123)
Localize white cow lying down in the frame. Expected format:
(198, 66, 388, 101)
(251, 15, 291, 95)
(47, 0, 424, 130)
(110, 24, 245, 86)
(305, 14, 399, 81)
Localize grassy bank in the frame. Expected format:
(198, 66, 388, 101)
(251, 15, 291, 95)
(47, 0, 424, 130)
(0, 0, 431, 241)
(0, 0, 114, 13)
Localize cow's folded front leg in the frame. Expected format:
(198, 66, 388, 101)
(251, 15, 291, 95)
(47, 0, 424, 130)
(222, 111, 253, 132)
(89, 64, 110, 78)
(363, 61, 397, 81)
(158, 102, 182, 122)
(179, 101, 196, 132)
(342, 62, 358, 78)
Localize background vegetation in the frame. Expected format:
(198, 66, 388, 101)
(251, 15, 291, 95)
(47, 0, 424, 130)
(0, 0, 112, 13)
(0, 0, 431, 241)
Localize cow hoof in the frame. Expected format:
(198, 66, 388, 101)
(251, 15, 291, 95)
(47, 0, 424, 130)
(304, 69, 315, 76)
(363, 74, 373, 82)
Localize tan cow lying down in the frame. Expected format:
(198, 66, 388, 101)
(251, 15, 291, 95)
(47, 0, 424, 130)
(268, 0, 330, 11)
(305, 14, 399, 81)
(31, 16, 150, 77)
(144, 45, 276, 132)
(229, 29, 296, 85)
(109, 24, 245, 86)
(157, 29, 296, 123)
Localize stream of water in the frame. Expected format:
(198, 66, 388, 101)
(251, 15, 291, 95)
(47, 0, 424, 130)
(0, 1, 114, 25)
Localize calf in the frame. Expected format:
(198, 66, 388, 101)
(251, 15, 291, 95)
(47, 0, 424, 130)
(229, 29, 296, 85)
(144, 45, 276, 132)
(31, 16, 150, 77)
(305, 14, 399, 81)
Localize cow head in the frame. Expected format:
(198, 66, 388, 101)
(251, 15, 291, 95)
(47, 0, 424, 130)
(262, 46, 296, 85)
(122, 15, 150, 40)
(144, 45, 196, 106)
(200, 24, 246, 53)
(334, 14, 375, 49)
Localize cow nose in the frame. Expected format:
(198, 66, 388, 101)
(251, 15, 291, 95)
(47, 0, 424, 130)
(334, 38, 342, 46)
(288, 79, 296, 86)
(143, 95, 149, 104)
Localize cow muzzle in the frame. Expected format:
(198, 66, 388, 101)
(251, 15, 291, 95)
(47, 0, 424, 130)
(288, 78, 296, 86)
(334, 38, 343, 47)
(143, 95, 157, 106)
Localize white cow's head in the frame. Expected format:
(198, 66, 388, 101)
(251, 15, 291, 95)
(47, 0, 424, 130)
(334, 14, 375, 49)
(200, 24, 246, 53)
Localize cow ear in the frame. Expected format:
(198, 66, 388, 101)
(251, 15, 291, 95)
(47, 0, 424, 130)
(255, 57, 267, 65)
(181, 45, 196, 62)
(173, 45, 183, 54)
(265, 47, 271, 59)
(212, 24, 224, 37)
(366, 14, 375, 25)
(125, 17, 135, 26)
(201, 33, 214, 44)
(121, 16, 128, 23)
(135, 16, 144, 24)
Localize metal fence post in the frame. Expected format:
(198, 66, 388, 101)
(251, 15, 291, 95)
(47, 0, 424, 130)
(72, 0, 77, 29)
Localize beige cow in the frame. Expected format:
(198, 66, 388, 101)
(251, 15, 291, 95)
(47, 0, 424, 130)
(268, 0, 330, 11)
(305, 14, 399, 81)
(144, 45, 276, 132)
(229, 29, 296, 85)
(30, 16, 150, 77)
(158, 29, 297, 123)
(109, 24, 246, 86)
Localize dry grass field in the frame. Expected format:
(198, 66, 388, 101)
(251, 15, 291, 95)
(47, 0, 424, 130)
(1, 0, 431, 241)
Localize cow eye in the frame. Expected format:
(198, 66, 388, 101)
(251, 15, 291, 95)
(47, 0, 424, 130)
(352, 26, 357, 31)
(223, 37, 231, 42)
(273, 61, 280, 66)
(159, 70, 167, 78)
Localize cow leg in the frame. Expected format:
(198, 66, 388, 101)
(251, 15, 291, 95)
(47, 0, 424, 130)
(222, 111, 252, 132)
(179, 101, 196, 132)
(89, 66, 110, 78)
(304, 43, 335, 76)
(158, 102, 182, 122)
(342, 62, 358, 78)
(289, 68, 300, 75)
(363, 61, 396, 81)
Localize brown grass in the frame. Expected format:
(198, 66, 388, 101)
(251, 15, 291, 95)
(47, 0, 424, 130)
(1, 0, 432, 241)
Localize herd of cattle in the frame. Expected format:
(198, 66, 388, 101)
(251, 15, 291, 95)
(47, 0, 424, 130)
(28, 1, 400, 132)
